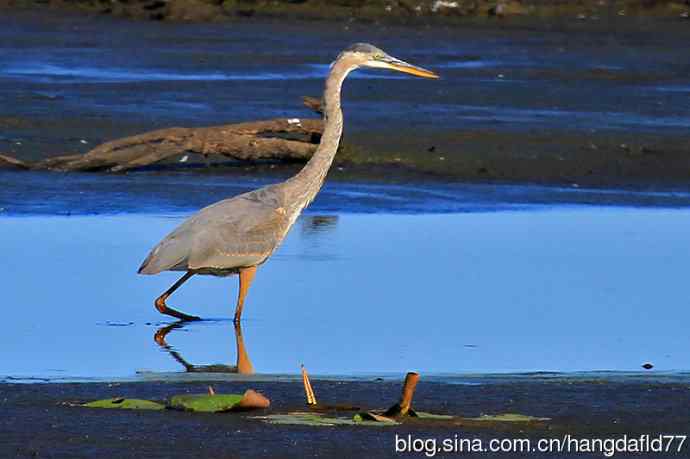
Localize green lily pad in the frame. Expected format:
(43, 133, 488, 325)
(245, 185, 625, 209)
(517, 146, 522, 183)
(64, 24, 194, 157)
(169, 393, 244, 413)
(83, 398, 165, 410)
(468, 413, 550, 422)
(414, 411, 455, 420)
(255, 412, 398, 427)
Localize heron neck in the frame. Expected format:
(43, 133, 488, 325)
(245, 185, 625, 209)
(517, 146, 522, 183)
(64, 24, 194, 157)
(288, 59, 353, 208)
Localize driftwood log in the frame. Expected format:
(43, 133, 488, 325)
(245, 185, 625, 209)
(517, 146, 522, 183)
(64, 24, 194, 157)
(0, 153, 29, 170)
(33, 118, 324, 172)
(4, 97, 325, 173)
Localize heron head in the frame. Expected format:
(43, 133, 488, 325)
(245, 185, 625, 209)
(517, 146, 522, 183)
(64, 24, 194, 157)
(339, 43, 439, 79)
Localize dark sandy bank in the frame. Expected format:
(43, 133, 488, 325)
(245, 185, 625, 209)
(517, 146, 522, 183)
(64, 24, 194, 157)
(3, 0, 690, 23)
(1, 11, 690, 189)
(2, 375, 689, 458)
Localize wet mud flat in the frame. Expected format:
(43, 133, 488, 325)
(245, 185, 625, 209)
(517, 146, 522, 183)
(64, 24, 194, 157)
(3, 376, 690, 458)
(4, 0, 690, 23)
(2, 12, 690, 188)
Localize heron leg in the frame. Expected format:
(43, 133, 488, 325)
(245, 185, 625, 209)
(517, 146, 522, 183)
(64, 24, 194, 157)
(233, 266, 257, 324)
(154, 272, 201, 321)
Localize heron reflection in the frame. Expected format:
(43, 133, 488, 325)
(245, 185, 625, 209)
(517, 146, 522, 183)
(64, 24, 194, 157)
(300, 215, 339, 235)
(154, 321, 254, 374)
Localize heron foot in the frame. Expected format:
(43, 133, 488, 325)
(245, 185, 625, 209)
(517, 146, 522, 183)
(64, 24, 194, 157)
(154, 296, 201, 322)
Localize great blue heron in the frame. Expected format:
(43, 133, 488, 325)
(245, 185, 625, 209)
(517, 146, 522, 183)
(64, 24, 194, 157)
(138, 43, 439, 322)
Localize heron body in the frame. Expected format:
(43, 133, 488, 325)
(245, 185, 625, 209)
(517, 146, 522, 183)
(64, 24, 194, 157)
(138, 43, 438, 322)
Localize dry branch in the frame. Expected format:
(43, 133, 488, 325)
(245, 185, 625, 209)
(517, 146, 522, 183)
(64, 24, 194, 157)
(0, 153, 29, 170)
(302, 364, 318, 406)
(384, 372, 420, 417)
(302, 96, 323, 115)
(32, 118, 323, 172)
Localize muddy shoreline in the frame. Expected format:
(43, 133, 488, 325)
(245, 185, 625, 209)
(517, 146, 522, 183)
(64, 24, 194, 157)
(3, 376, 689, 458)
(2, 10, 690, 190)
(4, 119, 690, 190)
(3, 0, 690, 24)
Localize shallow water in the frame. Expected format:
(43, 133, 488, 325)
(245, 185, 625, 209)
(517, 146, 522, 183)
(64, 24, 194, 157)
(2, 206, 690, 381)
(3, 171, 690, 216)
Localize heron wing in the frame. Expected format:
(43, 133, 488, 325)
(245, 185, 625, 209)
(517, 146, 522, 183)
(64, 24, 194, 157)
(138, 187, 290, 275)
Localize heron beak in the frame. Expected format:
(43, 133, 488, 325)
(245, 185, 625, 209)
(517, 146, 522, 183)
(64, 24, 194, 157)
(382, 57, 440, 79)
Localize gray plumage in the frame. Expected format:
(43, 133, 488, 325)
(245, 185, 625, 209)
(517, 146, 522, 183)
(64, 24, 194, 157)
(138, 184, 291, 275)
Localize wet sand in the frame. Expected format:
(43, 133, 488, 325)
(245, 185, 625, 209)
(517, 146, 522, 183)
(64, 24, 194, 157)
(3, 376, 690, 458)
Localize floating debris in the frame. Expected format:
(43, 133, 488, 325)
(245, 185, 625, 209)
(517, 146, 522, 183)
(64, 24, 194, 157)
(353, 412, 398, 423)
(302, 364, 317, 406)
(383, 371, 419, 417)
(431, 0, 458, 13)
(255, 412, 398, 427)
(467, 413, 550, 422)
